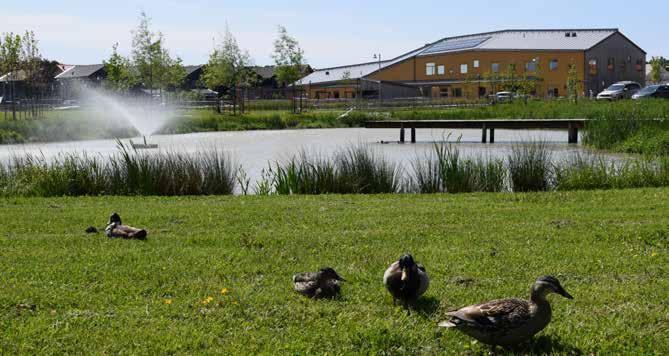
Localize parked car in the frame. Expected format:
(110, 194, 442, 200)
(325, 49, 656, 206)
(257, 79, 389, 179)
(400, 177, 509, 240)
(632, 84, 669, 100)
(596, 81, 641, 100)
(494, 91, 515, 102)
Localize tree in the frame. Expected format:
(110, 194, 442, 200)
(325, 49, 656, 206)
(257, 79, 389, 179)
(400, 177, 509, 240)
(566, 63, 581, 103)
(20, 30, 42, 97)
(130, 12, 185, 94)
(272, 26, 305, 87)
(104, 43, 135, 92)
(649, 57, 663, 84)
(0, 32, 22, 119)
(203, 26, 254, 94)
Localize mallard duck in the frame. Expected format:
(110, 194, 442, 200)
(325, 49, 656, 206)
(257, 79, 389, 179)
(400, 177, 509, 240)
(438, 275, 573, 347)
(104, 213, 147, 240)
(293, 267, 345, 298)
(383, 254, 429, 309)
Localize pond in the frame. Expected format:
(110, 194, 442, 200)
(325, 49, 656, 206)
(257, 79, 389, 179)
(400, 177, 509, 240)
(0, 127, 620, 183)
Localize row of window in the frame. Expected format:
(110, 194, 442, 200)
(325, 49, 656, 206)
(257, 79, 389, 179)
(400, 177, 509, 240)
(588, 57, 644, 75)
(426, 59, 560, 76)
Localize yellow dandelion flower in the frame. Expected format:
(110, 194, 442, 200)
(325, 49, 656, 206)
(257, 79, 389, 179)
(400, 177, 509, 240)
(221, 288, 229, 295)
(651, 251, 658, 257)
(202, 296, 214, 305)
(164, 299, 173, 305)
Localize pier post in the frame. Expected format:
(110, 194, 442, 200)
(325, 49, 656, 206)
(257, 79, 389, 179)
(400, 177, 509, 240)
(568, 124, 578, 144)
(489, 128, 495, 144)
(411, 127, 416, 143)
(481, 124, 487, 143)
(400, 124, 405, 143)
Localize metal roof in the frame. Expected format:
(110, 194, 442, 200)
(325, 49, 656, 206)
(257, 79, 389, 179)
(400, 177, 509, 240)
(298, 29, 633, 85)
(55, 64, 105, 79)
(417, 29, 618, 56)
(297, 61, 384, 85)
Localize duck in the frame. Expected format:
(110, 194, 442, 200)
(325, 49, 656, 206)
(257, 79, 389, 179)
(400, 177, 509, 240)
(438, 275, 573, 347)
(293, 267, 345, 298)
(104, 212, 147, 240)
(383, 254, 429, 310)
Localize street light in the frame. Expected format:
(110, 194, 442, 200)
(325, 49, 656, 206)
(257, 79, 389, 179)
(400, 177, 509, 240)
(373, 53, 382, 102)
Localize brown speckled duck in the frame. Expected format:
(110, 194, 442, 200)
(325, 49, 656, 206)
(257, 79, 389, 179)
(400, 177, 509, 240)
(293, 267, 345, 298)
(383, 254, 429, 310)
(438, 275, 573, 347)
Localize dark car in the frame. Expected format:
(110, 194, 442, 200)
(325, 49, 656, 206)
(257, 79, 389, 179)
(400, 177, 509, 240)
(632, 84, 669, 100)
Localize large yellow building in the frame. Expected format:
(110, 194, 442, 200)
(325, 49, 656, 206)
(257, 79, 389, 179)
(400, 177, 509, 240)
(297, 29, 646, 100)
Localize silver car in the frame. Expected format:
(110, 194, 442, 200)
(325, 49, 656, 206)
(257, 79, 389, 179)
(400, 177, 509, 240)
(596, 81, 641, 101)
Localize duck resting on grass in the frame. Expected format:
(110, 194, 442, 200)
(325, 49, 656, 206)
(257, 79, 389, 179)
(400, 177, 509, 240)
(383, 254, 429, 310)
(438, 275, 573, 347)
(293, 267, 346, 298)
(104, 212, 147, 240)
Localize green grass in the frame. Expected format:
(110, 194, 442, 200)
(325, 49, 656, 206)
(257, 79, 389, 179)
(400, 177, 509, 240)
(0, 189, 667, 353)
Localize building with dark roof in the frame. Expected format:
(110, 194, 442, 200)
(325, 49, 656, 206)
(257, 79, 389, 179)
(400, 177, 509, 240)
(298, 28, 646, 99)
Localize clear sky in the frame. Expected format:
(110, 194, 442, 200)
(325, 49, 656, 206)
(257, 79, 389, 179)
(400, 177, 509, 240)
(1, 0, 665, 68)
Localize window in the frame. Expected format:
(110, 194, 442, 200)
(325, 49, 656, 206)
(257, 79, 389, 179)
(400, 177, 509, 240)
(636, 59, 643, 72)
(607, 57, 615, 71)
(437, 65, 445, 75)
(453, 88, 463, 97)
(525, 61, 537, 72)
(439, 87, 449, 97)
(589, 59, 598, 75)
(473, 60, 480, 68)
(426, 63, 435, 76)
(548, 87, 559, 97)
(460, 64, 468, 74)
(491, 63, 500, 73)
(549, 59, 558, 71)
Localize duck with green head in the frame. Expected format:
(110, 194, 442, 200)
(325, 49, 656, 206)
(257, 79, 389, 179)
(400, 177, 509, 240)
(438, 275, 573, 347)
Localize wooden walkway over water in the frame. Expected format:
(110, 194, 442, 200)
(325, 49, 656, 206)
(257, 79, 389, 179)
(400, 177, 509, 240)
(364, 119, 586, 144)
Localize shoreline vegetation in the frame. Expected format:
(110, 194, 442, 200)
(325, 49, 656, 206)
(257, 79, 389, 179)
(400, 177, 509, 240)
(1, 141, 668, 197)
(1, 189, 667, 353)
(0, 100, 668, 155)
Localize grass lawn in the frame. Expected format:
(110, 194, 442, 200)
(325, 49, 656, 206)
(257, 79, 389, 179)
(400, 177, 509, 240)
(1, 189, 667, 354)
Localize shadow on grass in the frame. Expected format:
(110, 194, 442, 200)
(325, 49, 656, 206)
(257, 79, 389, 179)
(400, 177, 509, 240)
(500, 334, 582, 354)
(414, 296, 440, 317)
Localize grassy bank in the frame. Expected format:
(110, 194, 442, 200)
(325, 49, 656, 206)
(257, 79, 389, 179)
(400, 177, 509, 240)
(1, 189, 667, 353)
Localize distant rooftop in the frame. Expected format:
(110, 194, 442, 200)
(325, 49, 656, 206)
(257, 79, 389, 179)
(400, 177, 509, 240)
(55, 64, 105, 79)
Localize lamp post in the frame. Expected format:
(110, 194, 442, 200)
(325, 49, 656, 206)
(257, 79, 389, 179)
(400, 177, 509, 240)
(373, 53, 382, 102)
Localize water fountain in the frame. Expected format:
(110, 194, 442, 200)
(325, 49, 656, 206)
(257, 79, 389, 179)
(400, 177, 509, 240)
(80, 87, 173, 149)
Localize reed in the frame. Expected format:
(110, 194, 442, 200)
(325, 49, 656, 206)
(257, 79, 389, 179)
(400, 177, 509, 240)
(507, 141, 552, 192)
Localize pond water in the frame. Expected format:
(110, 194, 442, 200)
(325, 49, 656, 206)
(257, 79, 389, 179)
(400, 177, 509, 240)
(0, 127, 620, 183)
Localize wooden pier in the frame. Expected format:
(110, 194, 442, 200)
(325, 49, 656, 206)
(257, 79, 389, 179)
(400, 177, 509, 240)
(364, 119, 586, 144)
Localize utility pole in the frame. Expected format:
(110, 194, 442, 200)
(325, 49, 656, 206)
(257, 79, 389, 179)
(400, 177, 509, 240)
(373, 53, 382, 104)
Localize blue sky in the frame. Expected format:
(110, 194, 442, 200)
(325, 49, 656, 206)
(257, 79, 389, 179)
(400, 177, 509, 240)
(1, 0, 664, 67)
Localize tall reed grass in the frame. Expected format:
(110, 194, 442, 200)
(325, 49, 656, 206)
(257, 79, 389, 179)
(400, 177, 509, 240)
(268, 145, 400, 195)
(0, 143, 237, 197)
(508, 141, 552, 192)
(2, 141, 669, 197)
(410, 142, 506, 193)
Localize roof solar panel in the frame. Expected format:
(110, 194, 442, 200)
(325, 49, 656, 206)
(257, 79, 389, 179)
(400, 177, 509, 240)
(421, 36, 490, 55)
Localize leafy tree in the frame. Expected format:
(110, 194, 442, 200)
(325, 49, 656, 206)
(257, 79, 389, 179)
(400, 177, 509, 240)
(649, 57, 663, 84)
(130, 12, 185, 94)
(566, 63, 581, 103)
(0, 32, 22, 119)
(272, 26, 305, 87)
(104, 43, 135, 92)
(203, 26, 254, 94)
